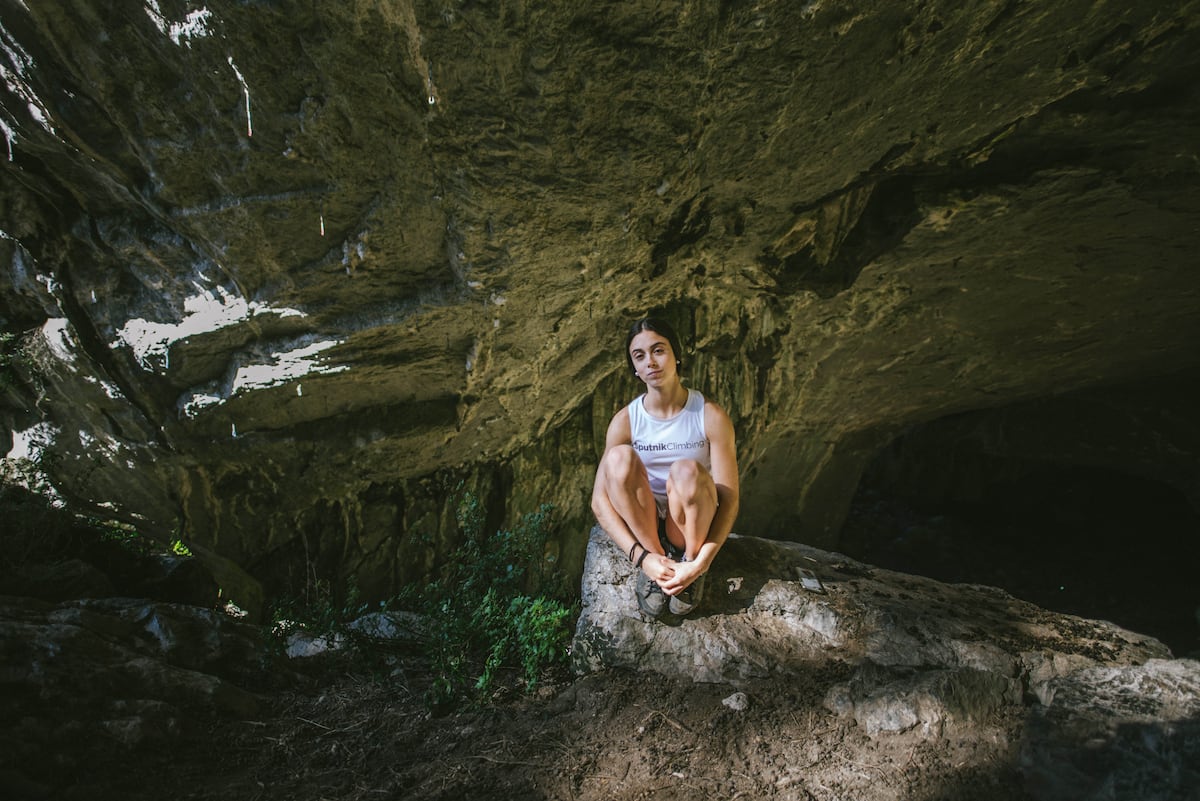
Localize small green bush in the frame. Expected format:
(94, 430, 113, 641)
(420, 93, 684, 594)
(270, 577, 368, 642)
(264, 490, 575, 709)
(0, 331, 24, 390)
(415, 492, 574, 708)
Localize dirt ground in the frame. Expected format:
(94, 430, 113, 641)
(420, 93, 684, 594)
(102, 649, 1035, 801)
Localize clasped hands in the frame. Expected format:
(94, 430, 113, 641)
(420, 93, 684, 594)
(641, 552, 705, 596)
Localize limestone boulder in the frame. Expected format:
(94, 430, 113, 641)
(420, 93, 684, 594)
(1021, 659, 1200, 801)
(572, 525, 1196, 799)
(574, 527, 1166, 686)
(0, 594, 271, 790)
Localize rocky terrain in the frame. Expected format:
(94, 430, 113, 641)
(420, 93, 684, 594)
(3, 524, 1197, 801)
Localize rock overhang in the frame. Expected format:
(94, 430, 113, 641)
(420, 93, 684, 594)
(0, 0, 1198, 605)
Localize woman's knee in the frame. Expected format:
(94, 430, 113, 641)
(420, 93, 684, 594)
(602, 445, 643, 483)
(668, 458, 708, 488)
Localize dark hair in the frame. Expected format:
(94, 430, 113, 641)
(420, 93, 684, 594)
(625, 317, 684, 374)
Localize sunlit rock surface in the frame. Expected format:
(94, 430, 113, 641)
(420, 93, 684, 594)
(572, 527, 1169, 688)
(573, 526, 1198, 799)
(2, 1, 1199, 607)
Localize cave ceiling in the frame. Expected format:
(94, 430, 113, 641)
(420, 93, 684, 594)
(2, 0, 1199, 600)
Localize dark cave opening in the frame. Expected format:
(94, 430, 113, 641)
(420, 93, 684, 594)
(840, 401, 1200, 658)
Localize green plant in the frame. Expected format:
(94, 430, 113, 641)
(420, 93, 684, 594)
(270, 577, 368, 641)
(0, 331, 23, 390)
(95, 519, 159, 556)
(415, 491, 574, 708)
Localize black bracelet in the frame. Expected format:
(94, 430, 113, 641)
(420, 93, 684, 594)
(635, 548, 650, 569)
(629, 541, 640, 562)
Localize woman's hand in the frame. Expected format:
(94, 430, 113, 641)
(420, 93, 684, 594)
(642, 552, 677, 584)
(659, 558, 705, 596)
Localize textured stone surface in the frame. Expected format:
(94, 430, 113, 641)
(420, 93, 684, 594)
(0, 595, 266, 767)
(2, 1, 1199, 605)
(573, 526, 1171, 734)
(1020, 659, 1200, 801)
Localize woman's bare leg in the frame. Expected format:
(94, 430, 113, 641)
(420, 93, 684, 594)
(665, 459, 718, 560)
(595, 444, 663, 556)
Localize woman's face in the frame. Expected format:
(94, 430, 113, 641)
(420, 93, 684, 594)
(628, 329, 677, 386)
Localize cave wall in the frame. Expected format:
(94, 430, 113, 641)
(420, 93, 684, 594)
(840, 370, 1200, 653)
(853, 371, 1200, 516)
(2, 0, 1199, 612)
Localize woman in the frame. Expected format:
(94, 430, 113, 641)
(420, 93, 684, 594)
(591, 317, 739, 617)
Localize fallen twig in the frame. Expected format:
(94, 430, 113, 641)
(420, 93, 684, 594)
(465, 754, 540, 767)
(296, 716, 332, 731)
(635, 704, 691, 733)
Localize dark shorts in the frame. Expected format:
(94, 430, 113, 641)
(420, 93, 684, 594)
(657, 515, 683, 560)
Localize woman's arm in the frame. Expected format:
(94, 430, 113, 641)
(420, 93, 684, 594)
(590, 408, 632, 539)
(692, 401, 740, 572)
(591, 409, 677, 581)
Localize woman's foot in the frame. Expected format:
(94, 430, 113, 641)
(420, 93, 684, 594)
(668, 572, 706, 615)
(635, 570, 668, 618)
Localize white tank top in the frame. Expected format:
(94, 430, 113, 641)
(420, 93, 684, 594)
(628, 388, 711, 515)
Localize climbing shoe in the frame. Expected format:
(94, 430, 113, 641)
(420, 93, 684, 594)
(635, 569, 668, 618)
(669, 571, 706, 616)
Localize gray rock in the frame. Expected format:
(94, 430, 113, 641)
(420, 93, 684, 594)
(0, 593, 269, 782)
(574, 526, 1176, 746)
(346, 610, 426, 642)
(284, 630, 346, 659)
(1020, 658, 1200, 801)
(722, 691, 750, 712)
(8, 559, 115, 601)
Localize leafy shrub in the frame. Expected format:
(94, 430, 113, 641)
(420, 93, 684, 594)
(0, 331, 25, 390)
(270, 577, 368, 642)
(416, 492, 574, 708)
(264, 490, 575, 709)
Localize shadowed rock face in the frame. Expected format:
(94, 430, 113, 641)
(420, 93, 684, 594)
(2, 1, 1199, 609)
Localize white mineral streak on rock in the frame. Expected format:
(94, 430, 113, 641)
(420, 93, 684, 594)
(83, 375, 126, 400)
(179, 391, 222, 418)
(227, 56, 252, 136)
(35, 273, 59, 294)
(465, 339, 480, 372)
(144, 2, 214, 48)
(0, 23, 54, 136)
(425, 63, 438, 106)
(41, 317, 76, 363)
(114, 287, 304, 370)
(78, 429, 123, 457)
(1, 116, 14, 161)
(231, 340, 347, 393)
